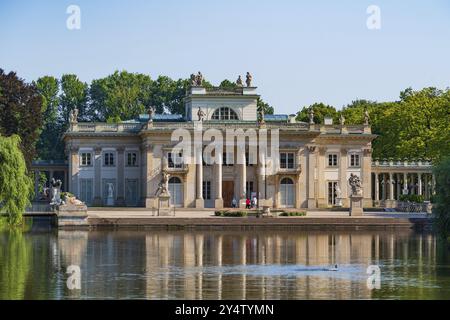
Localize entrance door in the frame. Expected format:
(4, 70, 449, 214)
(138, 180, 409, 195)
(125, 179, 139, 206)
(168, 177, 183, 207)
(222, 181, 234, 207)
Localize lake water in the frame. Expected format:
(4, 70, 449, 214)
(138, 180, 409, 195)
(1, 217, 449, 300)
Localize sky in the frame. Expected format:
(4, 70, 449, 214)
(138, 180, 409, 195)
(1, 0, 449, 114)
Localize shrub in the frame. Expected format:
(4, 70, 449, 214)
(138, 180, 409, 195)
(279, 211, 306, 217)
(433, 157, 450, 238)
(215, 210, 247, 217)
(399, 194, 424, 203)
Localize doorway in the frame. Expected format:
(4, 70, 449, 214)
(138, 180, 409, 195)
(222, 181, 234, 207)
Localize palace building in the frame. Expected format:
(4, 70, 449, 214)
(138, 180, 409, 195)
(43, 77, 433, 210)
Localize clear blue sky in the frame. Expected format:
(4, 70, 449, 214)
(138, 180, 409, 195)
(1, 0, 449, 113)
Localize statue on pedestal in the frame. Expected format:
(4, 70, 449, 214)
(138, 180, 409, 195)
(156, 170, 170, 197)
(348, 173, 363, 196)
(69, 108, 79, 124)
(190, 74, 197, 86)
(335, 184, 343, 207)
(258, 106, 265, 125)
(197, 107, 206, 122)
(364, 109, 370, 125)
(340, 114, 345, 126)
(148, 106, 156, 123)
(50, 178, 63, 206)
(106, 183, 114, 206)
(236, 75, 243, 87)
(246, 72, 252, 87)
(308, 108, 315, 124)
(195, 72, 203, 86)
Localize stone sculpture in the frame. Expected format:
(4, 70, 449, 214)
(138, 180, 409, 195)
(197, 107, 206, 121)
(246, 72, 252, 87)
(148, 106, 156, 122)
(364, 109, 370, 125)
(348, 173, 363, 196)
(308, 108, 315, 124)
(236, 75, 243, 87)
(50, 178, 63, 206)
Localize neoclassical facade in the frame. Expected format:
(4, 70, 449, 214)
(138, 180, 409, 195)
(60, 82, 432, 209)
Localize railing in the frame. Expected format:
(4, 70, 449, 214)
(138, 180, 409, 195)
(396, 201, 432, 213)
(72, 123, 143, 133)
(372, 160, 433, 167)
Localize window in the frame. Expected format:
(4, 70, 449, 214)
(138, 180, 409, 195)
(203, 181, 211, 200)
(104, 152, 115, 166)
(80, 152, 92, 166)
(350, 154, 360, 167)
(246, 181, 254, 199)
(126, 152, 138, 167)
(168, 177, 183, 206)
(223, 152, 233, 166)
(280, 152, 295, 169)
(168, 152, 183, 168)
(328, 181, 338, 205)
(79, 179, 93, 205)
(328, 154, 338, 167)
(211, 107, 239, 120)
(280, 178, 294, 207)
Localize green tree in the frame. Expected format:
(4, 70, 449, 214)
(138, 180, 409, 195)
(257, 98, 274, 115)
(0, 69, 43, 168)
(433, 157, 450, 239)
(218, 79, 237, 91)
(89, 70, 153, 121)
(34, 76, 63, 160)
(0, 135, 33, 226)
(59, 74, 89, 124)
(295, 102, 338, 124)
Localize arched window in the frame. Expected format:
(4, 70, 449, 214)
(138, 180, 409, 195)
(168, 177, 183, 206)
(211, 107, 239, 120)
(280, 177, 294, 207)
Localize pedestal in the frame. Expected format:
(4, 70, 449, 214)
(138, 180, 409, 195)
(349, 195, 363, 216)
(195, 198, 204, 209)
(57, 204, 88, 227)
(240, 198, 247, 209)
(158, 193, 171, 216)
(335, 197, 343, 207)
(106, 196, 114, 206)
(214, 198, 223, 209)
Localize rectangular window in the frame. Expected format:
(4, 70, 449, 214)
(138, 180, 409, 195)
(104, 152, 115, 166)
(246, 181, 254, 199)
(202, 181, 211, 200)
(223, 152, 233, 166)
(168, 152, 183, 168)
(280, 152, 295, 169)
(328, 181, 338, 205)
(126, 152, 138, 167)
(80, 152, 92, 166)
(328, 154, 338, 167)
(350, 154, 360, 167)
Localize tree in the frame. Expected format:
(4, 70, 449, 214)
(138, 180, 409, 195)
(0, 69, 43, 168)
(257, 98, 274, 115)
(89, 70, 153, 121)
(219, 79, 237, 91)
(34, 76, 62, 160)
(433, 157, 450, 239)
(295, 102, 338, 124)
(0, 135, 33, 226)
(59, 74, 89, 124)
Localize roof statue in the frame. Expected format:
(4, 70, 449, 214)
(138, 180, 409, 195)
(148, 106, 156, 122)
(69, 108, 79, 124)
(246, 72, 252, 87)
(197, 107, 206, 122)
(236, 75, 243, 87)
(364, 109, 370, 125)
(308, 107, 315, 124)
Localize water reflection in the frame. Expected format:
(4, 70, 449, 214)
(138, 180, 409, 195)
(1, 226, 449, 300)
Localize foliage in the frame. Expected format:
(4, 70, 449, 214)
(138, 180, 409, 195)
(433, 157, 450, 238)
(214, 210, 248, 217)
(279, 211, 306, 216)
(399, 194, 425, 203)
(257, 97, 274, 115)
(34, 76, 63, 160)
(296, 102, 338, 124)
(0, 135, 33, 226)
(0, 69, 43, 168)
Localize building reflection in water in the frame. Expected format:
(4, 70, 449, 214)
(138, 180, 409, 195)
(54, 230, 438, 299)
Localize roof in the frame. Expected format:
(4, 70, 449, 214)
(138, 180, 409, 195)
(122, 114, 185, 123)
(265, 114, 289, 122)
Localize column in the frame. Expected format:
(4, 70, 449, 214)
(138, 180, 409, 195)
(258, 151, 266, 206)
(403, 172, 408, 195)
(142, 144, 155, 208)
(424, 174, 429, 200)
(93, 147, 102, 206)
(69, 146, 79, 196)
(339, 148, 348, 206)
(214, 152, 223, 208)
(362, 149, 372, 206)
(317, 147, 326, 207)
(239, 150, 247, 208)
(34, 170, 40, 200)
(116, 147, 125, 206)
(307, 146, 317, 208)
(381, 174, 385, 200)
(389, 172, 394, 200)
(431, 174, 436, 195)
(396, 173, 401, 200)
(417, 173, 423, 196)
(195, 146, 204, 208)
(374, 173, 379, 202)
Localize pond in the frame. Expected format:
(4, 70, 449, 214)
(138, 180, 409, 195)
(0, 217, 449, 299)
